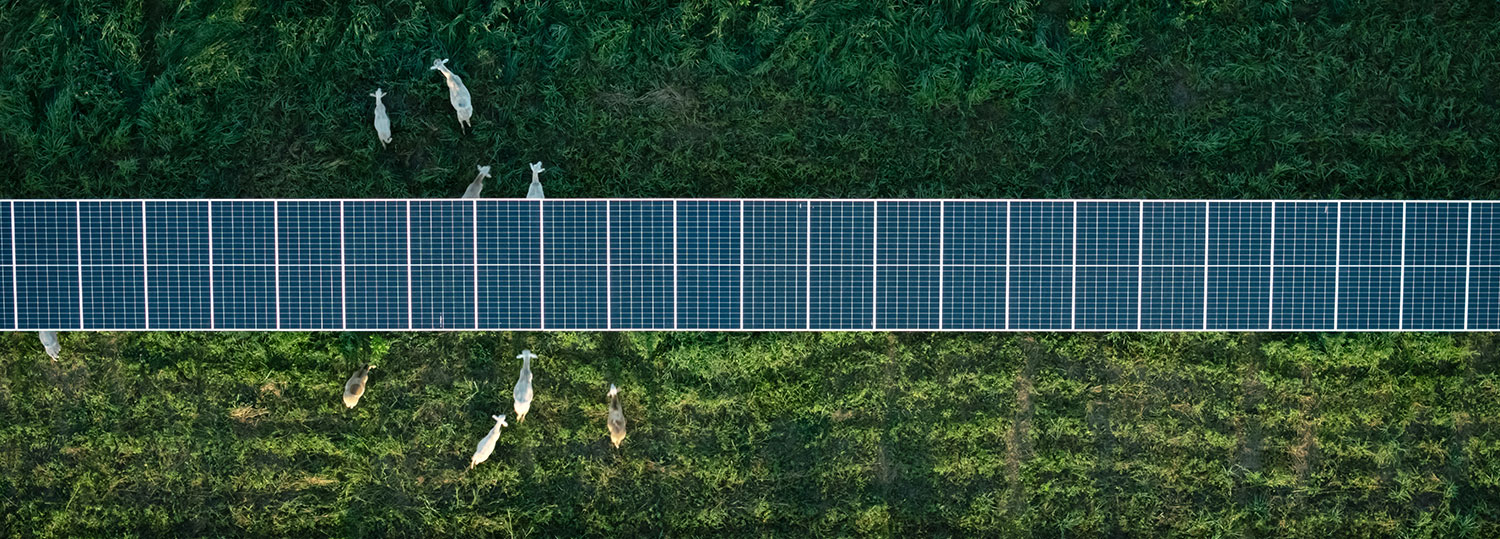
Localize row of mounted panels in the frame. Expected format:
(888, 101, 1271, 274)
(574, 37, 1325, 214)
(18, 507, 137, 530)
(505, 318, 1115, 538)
(0, 200, 1497, 331)
(5, 264, 1498, 330)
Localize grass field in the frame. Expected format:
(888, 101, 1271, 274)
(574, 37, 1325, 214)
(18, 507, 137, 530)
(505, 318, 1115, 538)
(2, 0, 1499, 536)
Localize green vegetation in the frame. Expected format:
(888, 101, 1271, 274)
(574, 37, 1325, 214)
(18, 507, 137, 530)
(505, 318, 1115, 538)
(1, 0, 1499, 536)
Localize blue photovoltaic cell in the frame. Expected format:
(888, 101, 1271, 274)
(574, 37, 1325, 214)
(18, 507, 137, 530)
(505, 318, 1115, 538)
(1009, 266, 1070, 329)
(1340, 202, 1402, 266)
(211, 201, 274, 265)
(1142, 202, 1204, 266)
(1403, 267, 1465, 330)
(0, 269, 11, 329)
(1405, 202, 1467, 266)
(1208, 266, 1268, 330)
(811, 265, 872, 329)
(412, 265, 473, 329)
(1076, 266, 1136, 329)
(1338, 267, 1400, 330)
(544, 265, 606, 329)
(17, 266, 79, 329)
(79, 201, 142, 265)
(0, 202, 10, 265)
(876, 266, 938, 329)
(1471, 267, 1499, 330)
(1209, 202, 1271, 266)
(345, 201, 406, 265)
(279, 265, 342, 329)
(877, 202, 939, 265)
(213, 266, 276, 329)
(812, 202, 873, 265)
(279, 202, 341, 265)
(744, 202, 806, 265)
(1011, 202, 1072, 266)
(1273, 267, 1334, 330)
(944, 202, 1006, 265)
(82, 266, 144, 329)
(678, 265, 738, 329)
(146, 201, 209, 264)
(1473, 203, 1499, 266)
(678, 201, 739, 265)
(743, 265, 806, 329)
(478, 201, 539, 265)
(1077, 202, 1139, 266)
(478, 265, 541, 329)
(1140, 201, 1200, 267)
(943, 267, 1006, 329)
(544, 201, 606, 264)
(1141, 267, 1203, 330)
(611, 265, 673, 329)
(346, 265, 408, 329)
(14, 202, 77, 265)
(611, 201, 673, 265)
(147, 265, 211, 329)
(410, 201, 473, 265)
(1274, 202, 1337, 266)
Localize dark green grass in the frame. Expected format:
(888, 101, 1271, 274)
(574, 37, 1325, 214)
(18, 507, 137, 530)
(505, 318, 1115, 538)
(2, 0, 1500, 536)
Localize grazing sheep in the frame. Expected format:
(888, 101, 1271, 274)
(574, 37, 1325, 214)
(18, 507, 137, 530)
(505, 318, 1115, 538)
(463, 165, 491, 199)
(468, 414, 509, 470)
(513, 350, 535, 423)
(342, 364, 375, 409)
(38, 331, 60, 361)
(527, 162, 545, 199)
(430, 58, 473, 128)
(370, 89, 392, 147)
(607, 384, 627, 448)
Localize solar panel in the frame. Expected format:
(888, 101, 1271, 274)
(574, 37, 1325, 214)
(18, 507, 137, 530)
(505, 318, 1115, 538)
(3, 199, 1491, 331)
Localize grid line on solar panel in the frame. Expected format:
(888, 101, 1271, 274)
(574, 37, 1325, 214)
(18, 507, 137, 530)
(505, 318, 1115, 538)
(17, 265, 79, 329)
(543, 201, 606, 264)
(1274, 202, 1338, 266)
(678, 201, 739, 265)
(610, 201, 672, 265)
(148, 264, 211, 329)
(1337, 266, 1400, 330)
(1405, 202, 1467, 266)
(345, 201, 407, 265)
(478, 265, 541, 329)
(410, 201, 473, 265)
(278, 201, 340, 265)
(478, 201, 540, 264)
(1272, 266, 1334, 330)
(1009, 265, 1070, 329)
(943, 201, 1005, 265)
(743, 265, 805, 329)
(1140, 266, 1203, 330)
(810, 265, 872, 329)
(412, 265, 473, 329)
(811, 201, 873, 265)
(80, 201, 143, 265)
(679, 265, 738, 329)
(1076, 266, 1136, 329)
(1403, 266, 1465, 329)
(1076, 202, 1138, 266)
(877, 201, 939, 265)
(146, 201, 209, 265)
(82, 265, 144, 329)
(743, 201, 806, 265)
(346, 265, 408, 329)
(876, 266, 938, 329)
(1209, 202, 1271, 266)
(1471, 267, 1500, 330)
(14, 202, 77, 265)
(1141, 202, 1203, 266)
(1474, 203, 1500, 266)
(1010, 202, 1072, 266)
(1340, 202, 1402, 265)
(211, 201, 275, 264)
(611, 264, 673, 329)
(544, 265, 606, 329)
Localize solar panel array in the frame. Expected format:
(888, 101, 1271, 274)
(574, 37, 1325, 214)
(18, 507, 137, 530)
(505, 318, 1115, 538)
(4, 200, 1496, 331)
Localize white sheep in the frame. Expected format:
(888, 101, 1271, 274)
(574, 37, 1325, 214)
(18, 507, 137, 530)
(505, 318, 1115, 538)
(38, 331, 60, 360)
(513, 350, 535, 422)
(468, 414, 509, 470)
(527, 162, 546, 199)
(463, 165, 491, 199)
(607, 384, 627, 448)
(370, 89, 392, 147)
(342, 364, 375, 409)
(430, 58, 473, 128)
